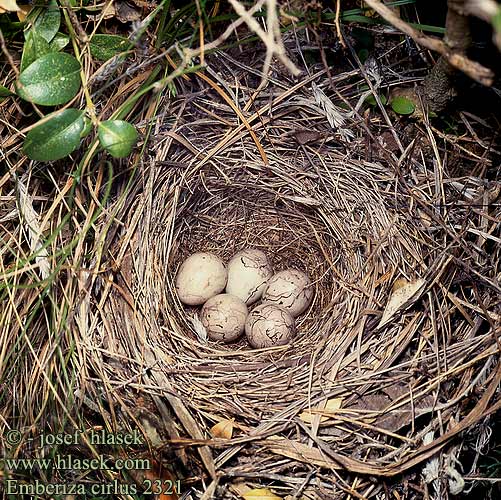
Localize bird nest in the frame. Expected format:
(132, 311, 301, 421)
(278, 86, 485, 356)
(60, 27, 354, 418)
(88, 65, 501, 498)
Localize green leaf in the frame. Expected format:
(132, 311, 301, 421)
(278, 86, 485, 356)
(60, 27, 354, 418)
(390, 96, 415, 115)
(365, 93, 387, 106)
(358, 48, 369, 63)
(98, 120, 138, 158)
(492, 8, 501, 33)
(32, 0, 60, 43)
(0, 85, 14, 97)
(80, 117, 92, 138)
(20, 29, 51, 72)
(49, 32, 70, 51)
(89, 34, 131, 61)
(16, 52, 81, 106)
(23, 109, 85, 161)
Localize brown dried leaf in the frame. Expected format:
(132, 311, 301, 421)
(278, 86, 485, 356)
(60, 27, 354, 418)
(229, 482, 252, 496)
(115, 0, 142, 22)
(293, 129, 325, 145)
(143, 464, 179, 500)
(389, 87, 424, 118)
(242, 488, 283, 500)
(299, 398, 343, 423)
(263, 437, 341, 469)
(87, 1, 141, 22)
(16, 4, 31, 21)
(348, 383, 437, 431)
(210, 418, 234, 439)
(378, 278, 426, 328)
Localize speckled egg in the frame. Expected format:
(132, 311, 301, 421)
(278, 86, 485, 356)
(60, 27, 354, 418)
(201, 293, 248, 342)
(226, 248, 273, 304)
(175, 252, 227, 305)
(261, 269, 313, 317)
(245, 303, 296, 348)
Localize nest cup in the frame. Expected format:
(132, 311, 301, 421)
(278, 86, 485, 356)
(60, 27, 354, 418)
(149, 152, 411, 412)
(166, 170, 339, 350)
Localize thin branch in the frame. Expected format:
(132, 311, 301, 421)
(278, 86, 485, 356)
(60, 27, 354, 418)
(228, 0, 300, 89)
(335, 0, 346, 48)
(0, 28, 19, 77)
(364, 0, 494, 85)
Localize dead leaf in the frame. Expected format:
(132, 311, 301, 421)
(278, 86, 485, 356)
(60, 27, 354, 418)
(0, 0, 19, 13)
(263, 437, 341, 469)
(128, 458, 179, 500)
(16, 4, 31, 21)
(242, 488, 283, 500)
(378, 131, 400, 153)
(417, 209, 432, 228)
(293, 129, 325, 145)
(210, 418, 234, 439)
(115, 0, 142, 22)
(87, 2, 115, 20)
(299, 398, 343, 424)
(347, 383, 436, 431)
(378, 278, 426, 328)
(143, 463, 179, 500)
(391, 278, 408, 292)
(87, 1, 141, 22)
(230, 482, 252, 496)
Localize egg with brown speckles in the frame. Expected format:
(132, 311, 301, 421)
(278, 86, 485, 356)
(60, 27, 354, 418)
(245, 303, 296, 348)
(261, 269, 313, 317)
(201, 294, 248, 342)
(176, 252, 227, 305)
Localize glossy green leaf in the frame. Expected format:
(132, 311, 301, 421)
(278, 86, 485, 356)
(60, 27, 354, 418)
(365, 93, 387, 106)
(80, 117, 92, 138)
(98, 120, 138, 158)
(0, 85, 14, 97)
(89, 34, 130, 61)
(33, 0, 60, 42)
(20, 29, 51, 72)
(390, 96, 415, 115)
(16, 52, 81, 106)
(49, 32, 70, 51)
(23, 109, 85, 161)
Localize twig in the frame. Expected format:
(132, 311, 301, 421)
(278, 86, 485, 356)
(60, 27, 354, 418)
(0, 28, 19, 77)
(59, 0, 89, 43)
(228, 0, 300, 89)
(364, 0, 494, 85)
(335, 0, 346, 49)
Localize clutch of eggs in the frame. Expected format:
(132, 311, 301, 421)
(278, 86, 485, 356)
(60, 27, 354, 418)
(175, 249, 313, 347)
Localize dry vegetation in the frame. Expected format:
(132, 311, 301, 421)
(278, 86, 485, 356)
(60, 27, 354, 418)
(1, 1, 500, 499)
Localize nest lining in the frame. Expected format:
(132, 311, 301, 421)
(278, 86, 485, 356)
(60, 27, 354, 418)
(91, 67, 501, 496)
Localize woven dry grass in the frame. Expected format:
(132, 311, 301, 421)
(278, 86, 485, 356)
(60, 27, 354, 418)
(79, 56, 501, 498)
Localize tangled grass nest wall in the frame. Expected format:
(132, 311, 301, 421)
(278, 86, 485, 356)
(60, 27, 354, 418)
(84, 65, 501, 498)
